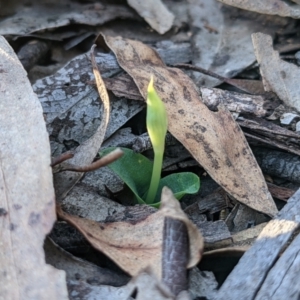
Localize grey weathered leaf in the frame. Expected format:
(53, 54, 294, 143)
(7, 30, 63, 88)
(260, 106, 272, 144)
(216, 189, 300, 300)
(217, 0, 300, 18)
(127, 0, 174, 34)
(0, 2, 136, 36)
(53, 47, 113, 199)
(0, 36, 68, 299)
(188, 0, 289, 87)
(252, 32, 300, 113)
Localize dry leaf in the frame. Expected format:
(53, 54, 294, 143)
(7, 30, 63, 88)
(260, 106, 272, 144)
(53, 46, 111, 200)
(103, 34, 277, 217)
(252, 32, 300, 113)
(57, 187, 204, 278)
(127, 0, 174, 34)
(216, 188, 300, 299)
(0, 2, 136, 36)
(45, 238, 129, 287)
(217, 0, 300, 18)
(187, 0, 288, 87)
(68, 268, 175, 300)
(33, 49, 143, 157)
(0, 36, 68, 299)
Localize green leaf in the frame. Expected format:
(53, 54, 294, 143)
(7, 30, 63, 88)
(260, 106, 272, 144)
(100, 147, 153, 204)
(154, 172, 200, 204)
(101, 147, 200, 206)
(146, 76, 168, 154)
(146, 77, 168, 203)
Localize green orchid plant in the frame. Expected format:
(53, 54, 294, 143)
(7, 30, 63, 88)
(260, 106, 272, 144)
(145, 76, 168, 204)
(101, 76, 200, 207)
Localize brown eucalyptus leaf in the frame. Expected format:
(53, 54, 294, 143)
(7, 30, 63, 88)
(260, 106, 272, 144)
(252, 32, 300, 113)
(102, 34, 278, 217)
(0, 36, 68, 299)
(104, 73, 144, 101)
(57, 187, 204, 278)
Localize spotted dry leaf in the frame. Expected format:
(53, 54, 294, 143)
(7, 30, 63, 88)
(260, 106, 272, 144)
(57, 187, 204, 278)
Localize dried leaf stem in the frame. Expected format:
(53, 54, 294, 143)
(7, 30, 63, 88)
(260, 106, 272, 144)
(56, 148, 123, 173)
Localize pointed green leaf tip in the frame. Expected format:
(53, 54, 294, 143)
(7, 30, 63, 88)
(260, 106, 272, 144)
(146, 76, 168, 204)
(146, 76, 168, 155)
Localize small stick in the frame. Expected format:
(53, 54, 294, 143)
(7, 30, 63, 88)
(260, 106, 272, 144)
(57, 148, 123, 173)
(174, 63, 265, 94)
(174, 63, 226, 81)
(51, 151, 74, 167)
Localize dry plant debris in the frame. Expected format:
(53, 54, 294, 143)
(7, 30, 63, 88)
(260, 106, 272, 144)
(216, 189, 300, 299)
(2, 0, 300, 298)
(127, 0, 174, 34)
(0, 37, 68, 299)
(0, 2, 137, 36)
(103, 34, 277, 217)
(53, 46, 112, 200)
(57, 187, 204, 279)
(252, 32, 300, 113)
(217, 0, 300, 18)
(187, 0, 288, 87)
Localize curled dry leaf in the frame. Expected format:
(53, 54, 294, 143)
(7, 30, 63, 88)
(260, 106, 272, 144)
(252, 32, 300, 113)
(0, 36, 68, 299)
(57, 187, 204, 278)
(102, 34, 278, 217)
(127, 0, 174, 34)
(53, 45, 111, 199)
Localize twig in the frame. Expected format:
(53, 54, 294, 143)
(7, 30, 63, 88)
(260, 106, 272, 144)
(174, 63, 226, 81)
(51, 151, 74, 167)
(57, 148, 123, 173)
(174, 63, 265, 94)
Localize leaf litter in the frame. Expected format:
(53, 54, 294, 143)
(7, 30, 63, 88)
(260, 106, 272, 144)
(53, 46, 112, 200)
(102, 34, 277, 217)
(218, 0, 300, 18)
(0, 0, 300, 299)
(186, 0, 290, 87)
(0, 36, 68, 299)
(57, 187, 204, 278)
(127, 0, 174, 34)
(252, 32, 300, 113)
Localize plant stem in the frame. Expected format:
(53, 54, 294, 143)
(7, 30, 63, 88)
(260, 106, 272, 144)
(146, 150, 163, 204)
